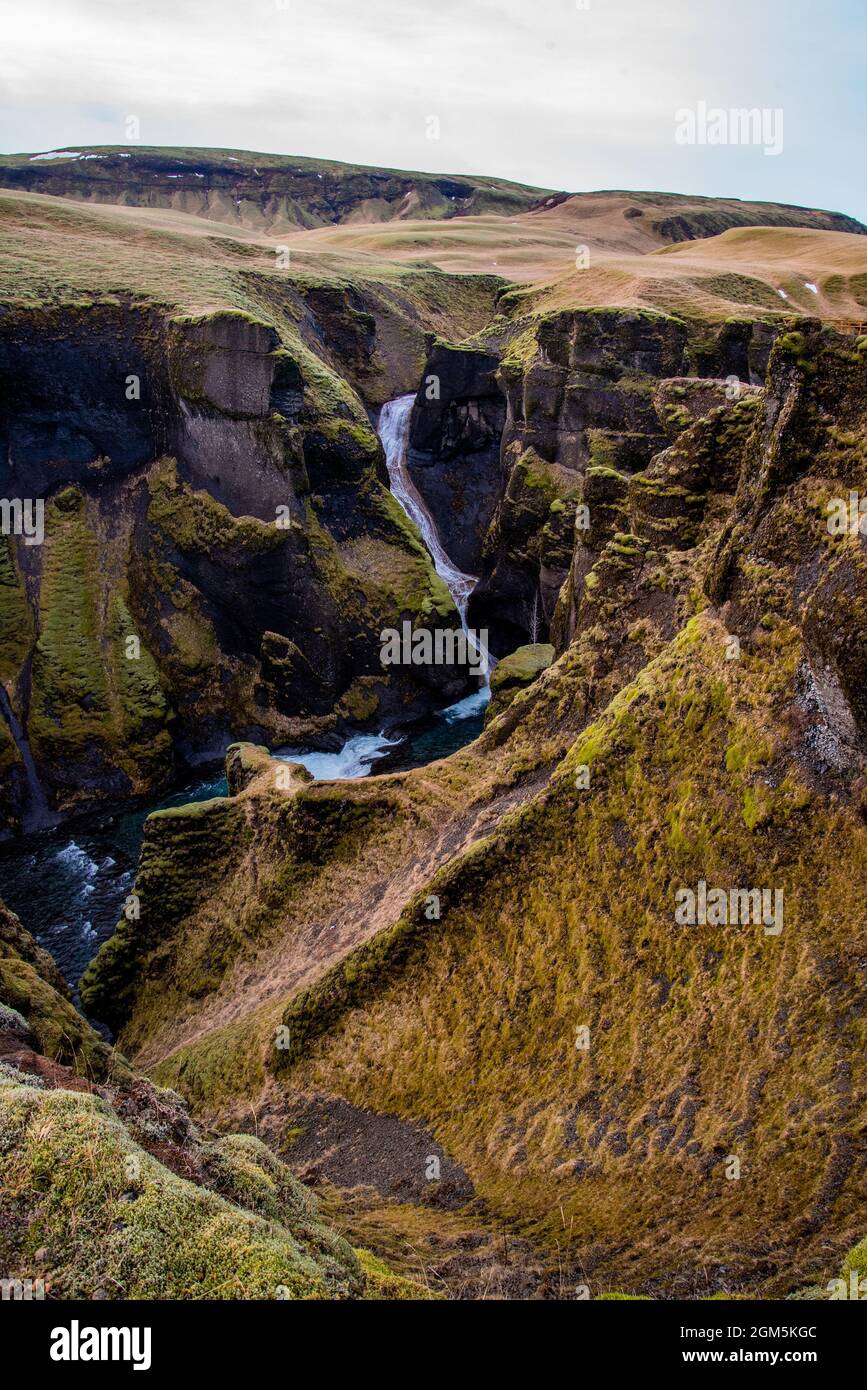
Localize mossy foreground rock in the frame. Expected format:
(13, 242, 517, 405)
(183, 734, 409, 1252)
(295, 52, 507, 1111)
(0, 1073, 360, 1299)
(0, 1070, 429, 1299)
(0, 899, 121, 1082)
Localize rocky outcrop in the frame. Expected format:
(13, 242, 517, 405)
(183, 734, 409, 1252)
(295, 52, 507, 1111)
(651, 202, 865, 242)
(0, 897, 121, 1081)
(469, 310, 686, 652)
(407, 342, 506, 573)
(405, 309, 789, 656)
(484, 643, 555, 723)
(0, 897, 427, 1300)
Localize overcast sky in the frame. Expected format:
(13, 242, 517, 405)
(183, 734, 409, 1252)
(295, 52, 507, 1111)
(1, 0, 864, 220)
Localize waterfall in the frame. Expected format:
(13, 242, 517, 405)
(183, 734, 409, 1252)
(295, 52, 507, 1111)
(0, 685, 53, 831)
(378, 395, 479, 627)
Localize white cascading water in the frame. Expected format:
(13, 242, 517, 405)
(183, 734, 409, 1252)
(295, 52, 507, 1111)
(275, 731, 401, 780)
(276, 394, 490, 777)
(378, 395, 479, 627)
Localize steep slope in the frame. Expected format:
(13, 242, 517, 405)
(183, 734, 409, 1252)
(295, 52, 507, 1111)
(81, 321, 867, 1297)
(0, 897, 427, 1300)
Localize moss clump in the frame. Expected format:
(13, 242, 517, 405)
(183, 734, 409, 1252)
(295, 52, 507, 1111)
(368, 485, 455, 620)
(147, 459, 287, 557)
(337, 679, 380, 723)
(842, 1237, 867, 1285)
(355, 1247, 440, 1300)
(0, 1075, 363, 1299)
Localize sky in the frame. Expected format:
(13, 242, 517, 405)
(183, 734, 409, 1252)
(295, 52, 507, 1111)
(1, 0, 865, 221)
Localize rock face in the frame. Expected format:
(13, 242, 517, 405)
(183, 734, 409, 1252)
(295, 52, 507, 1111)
(405, 310, 790, 656)
(407, 342, 506, 573)
(79, 323, 867, 1298)
(0, 294, 475, 834)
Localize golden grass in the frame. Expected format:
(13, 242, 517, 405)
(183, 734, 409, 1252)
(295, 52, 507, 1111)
(4, 187, 864, 329)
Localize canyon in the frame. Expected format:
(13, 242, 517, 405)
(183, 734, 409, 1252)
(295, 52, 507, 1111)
(0, 149, 866, 1300)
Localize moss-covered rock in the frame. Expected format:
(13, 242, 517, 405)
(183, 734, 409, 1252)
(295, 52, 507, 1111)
(0, 1073, 363, 1298)
(0, 899, 121, 1082)
(485, 644, 555, 723)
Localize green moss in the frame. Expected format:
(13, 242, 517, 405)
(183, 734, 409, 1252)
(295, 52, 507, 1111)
(80, 797, 250, 1034)
(491, 645, 556, 691)
(365, 485, 455, 620)
(355, 1247, 440, 1300)
(258, 614, 864, 1294)
(0, 899, 123, 1082)
(842, 1237, 867, 1284)
(588, 433, 623, 470)
(26, 489, 172, 794)
(0, 1075, 363, 1299)
(28, 488, 109, 761)
(0, 538, 33, 684)
(514, 450, 559, 501)
(147, 459, 286, 557)
(0, 956, 120, 1081)
(487, 645, 556, 723)
(775, 329, 815, 373)
(337, 679, 380, 723)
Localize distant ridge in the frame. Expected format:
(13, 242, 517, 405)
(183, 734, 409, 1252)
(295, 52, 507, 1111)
(0, 146, 863, 239)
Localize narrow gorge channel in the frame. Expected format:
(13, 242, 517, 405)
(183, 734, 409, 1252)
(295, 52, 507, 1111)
(0, 392, 488, 990)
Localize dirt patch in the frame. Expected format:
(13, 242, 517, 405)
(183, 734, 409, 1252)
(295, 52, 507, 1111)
(270, 1090, 474, 1209)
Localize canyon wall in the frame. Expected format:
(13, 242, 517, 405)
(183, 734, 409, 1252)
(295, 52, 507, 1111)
(0, 282, 499, 834)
